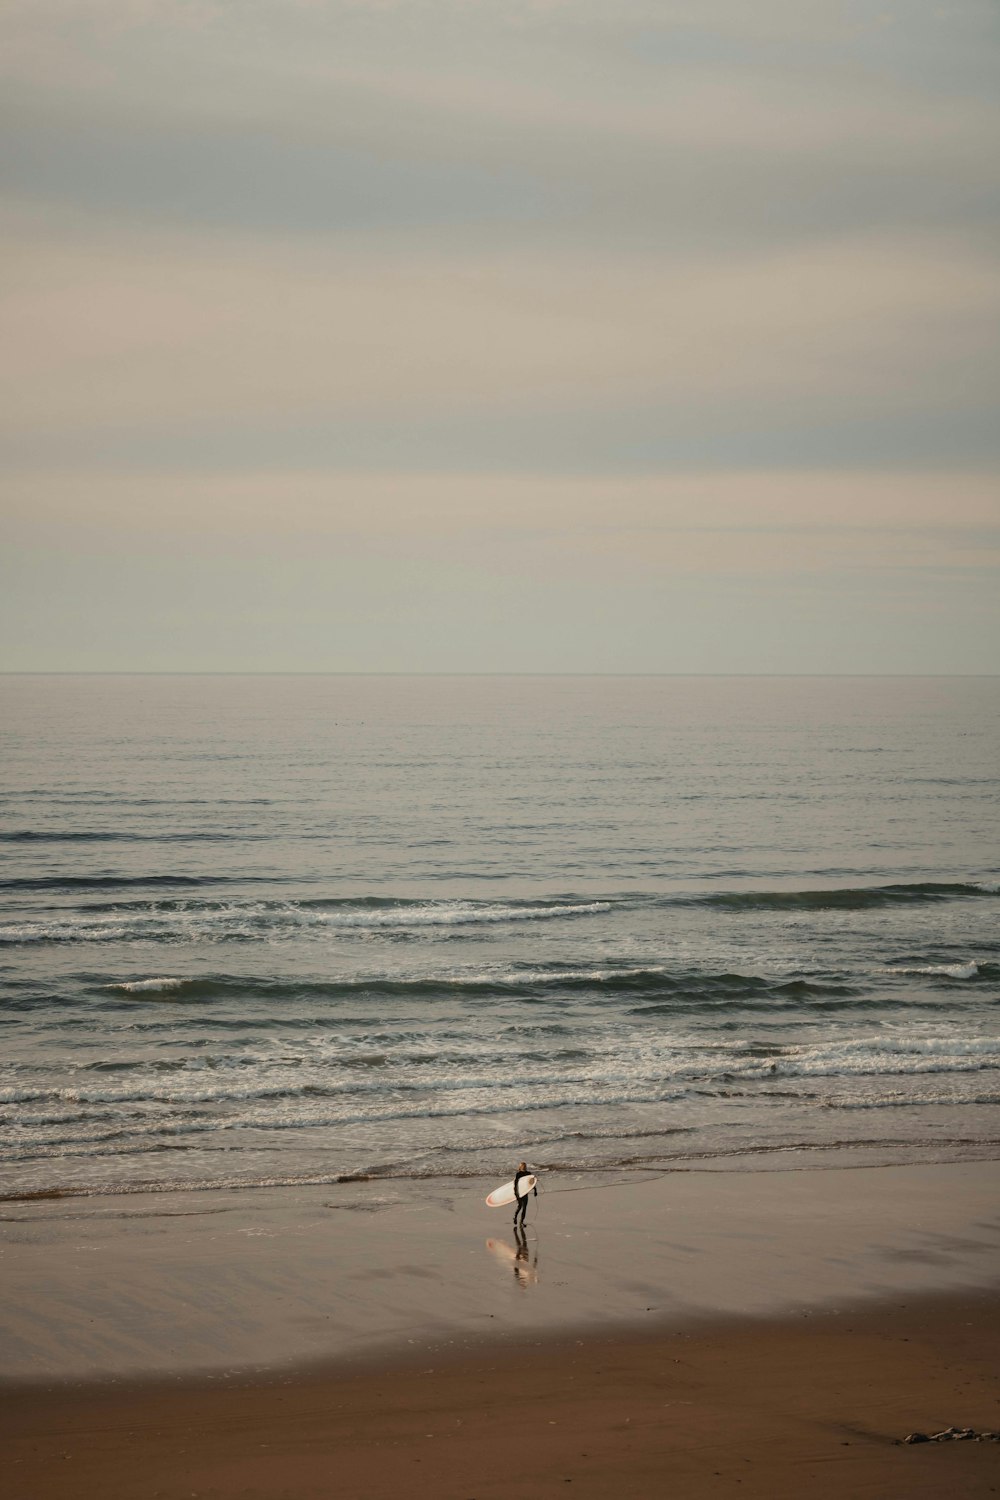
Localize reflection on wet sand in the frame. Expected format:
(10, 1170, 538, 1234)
(486, 1227, 540, 1287)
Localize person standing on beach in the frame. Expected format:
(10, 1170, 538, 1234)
(513, 1161, 536, 1228)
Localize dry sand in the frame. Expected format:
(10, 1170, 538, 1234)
(4, 1292, 1000, 1499)
(2, 1157, 999, 1497)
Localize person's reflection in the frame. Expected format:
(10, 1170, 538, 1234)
(512, 1224, 539, 1287)
(485, 1229, 540, 1286)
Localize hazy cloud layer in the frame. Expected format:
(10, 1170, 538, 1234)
(2, 0, 998, 669)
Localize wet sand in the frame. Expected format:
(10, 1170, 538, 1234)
(2, 1159, 999, 1497)
(2, 1157, 999, 1380)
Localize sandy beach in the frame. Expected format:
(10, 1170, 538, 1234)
(3, 1158, 999, 1496)
(4, 1291, 1000, 1500)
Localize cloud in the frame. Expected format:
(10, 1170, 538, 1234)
(2, 1, 997, 252)
(4, 466, 998, 673)
(1, 1, 997, 669)
(4, 467, 997, 575)
(2, 0, 997, 479)
(2, 210, 997, 466)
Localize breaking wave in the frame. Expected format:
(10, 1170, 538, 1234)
(878, 961, 979, 980)
(0, 896, 614, 945)
(87, 965, 861, 1005)
(110, 977, 186, 994)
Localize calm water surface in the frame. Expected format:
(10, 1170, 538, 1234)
(1, 674, 998, 1198)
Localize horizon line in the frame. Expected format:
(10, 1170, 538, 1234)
(2, 671, 998, 680)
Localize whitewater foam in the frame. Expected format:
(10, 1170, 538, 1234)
(109, 977, 186, 993)
(878, 962, 979, 980)
(0, 897, 613, 945)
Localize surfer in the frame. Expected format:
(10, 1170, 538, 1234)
(513, 1161, 536, 1227)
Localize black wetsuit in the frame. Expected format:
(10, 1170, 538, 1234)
(513, 1170, 536, 1225)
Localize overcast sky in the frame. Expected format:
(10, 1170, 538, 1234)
(2, 0, 998, 672)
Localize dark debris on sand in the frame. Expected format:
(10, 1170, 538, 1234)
(903, 1427, 1000, 1444)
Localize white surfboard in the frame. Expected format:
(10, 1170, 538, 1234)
(485, 1173, 536, 1208)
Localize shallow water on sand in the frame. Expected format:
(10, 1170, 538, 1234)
(1, 674, 998, 1198)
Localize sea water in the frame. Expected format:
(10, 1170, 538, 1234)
(1, 674, 998, 1199)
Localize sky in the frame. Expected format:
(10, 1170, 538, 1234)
(1, 0, 998, 673)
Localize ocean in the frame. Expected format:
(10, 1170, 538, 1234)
(1, 673, 998, 1201)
